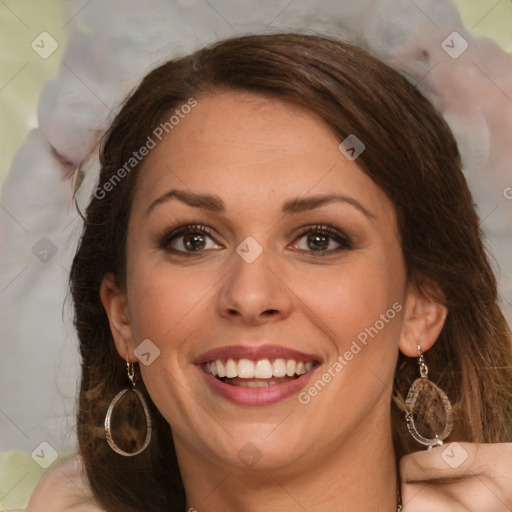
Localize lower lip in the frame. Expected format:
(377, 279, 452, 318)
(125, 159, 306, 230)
(198, 366, 318, 406)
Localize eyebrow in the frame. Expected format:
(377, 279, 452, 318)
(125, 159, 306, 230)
(145, 188, 375, 219)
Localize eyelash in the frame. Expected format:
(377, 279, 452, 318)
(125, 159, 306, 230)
(158, 223, 353, 257)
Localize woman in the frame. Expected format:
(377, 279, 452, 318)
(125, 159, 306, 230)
(27, 33, 512, 511)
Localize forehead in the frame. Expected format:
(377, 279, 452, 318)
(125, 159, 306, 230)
(131, 91, 395, 225)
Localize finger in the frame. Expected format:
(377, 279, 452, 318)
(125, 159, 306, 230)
(400, 442, 512, 511)
(400, 442, 491, 482)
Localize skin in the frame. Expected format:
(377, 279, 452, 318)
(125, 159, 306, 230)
(26, 455, 100, 511)
(400, 441, 512, 511)
(26, 444, 512, 511)
(99, 91, 448, 511)
(24, 92, 446, 512)
(25, 92, 512, 512)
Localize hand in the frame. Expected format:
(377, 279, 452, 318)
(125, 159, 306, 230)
(400, 442, 512, 511)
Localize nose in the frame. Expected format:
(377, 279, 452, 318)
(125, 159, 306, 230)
(217, 245, 294, 326)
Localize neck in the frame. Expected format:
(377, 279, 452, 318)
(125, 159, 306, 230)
(176, 411, 398, 512)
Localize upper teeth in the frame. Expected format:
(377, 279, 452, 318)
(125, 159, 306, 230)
(204, 358, 314, 379)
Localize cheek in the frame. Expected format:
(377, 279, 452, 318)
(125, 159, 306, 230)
(126, 243, 406, 355)
(296, 248, 406, 355)
(124, 263, 215, 416)
(126, 264, 213, 344)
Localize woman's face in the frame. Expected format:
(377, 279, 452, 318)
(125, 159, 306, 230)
(104, 91, 417, 473)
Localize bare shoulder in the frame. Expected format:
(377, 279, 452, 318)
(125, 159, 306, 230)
(26, 454, 103, 512)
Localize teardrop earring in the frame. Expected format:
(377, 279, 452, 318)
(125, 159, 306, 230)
(405, 344, 453, 450)
(104, 361, 152, 456)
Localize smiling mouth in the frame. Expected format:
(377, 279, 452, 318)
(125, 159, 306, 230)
(204, 358, 316, 387)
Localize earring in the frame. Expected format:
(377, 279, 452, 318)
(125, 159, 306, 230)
(104, 361, 152, 456)
(405, 345, 453, 450)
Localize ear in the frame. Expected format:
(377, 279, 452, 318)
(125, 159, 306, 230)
(100, 272, 136, 361)
(398, 278, 448, 357)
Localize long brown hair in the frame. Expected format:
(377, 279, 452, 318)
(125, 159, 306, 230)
(70, 33, 512, 511)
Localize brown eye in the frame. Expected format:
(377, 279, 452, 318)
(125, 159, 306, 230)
(181, 232, 207, 251)
(159, 224, 222, 255)
(306, 233, 330, 251)
(291, 224, 353, 254)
